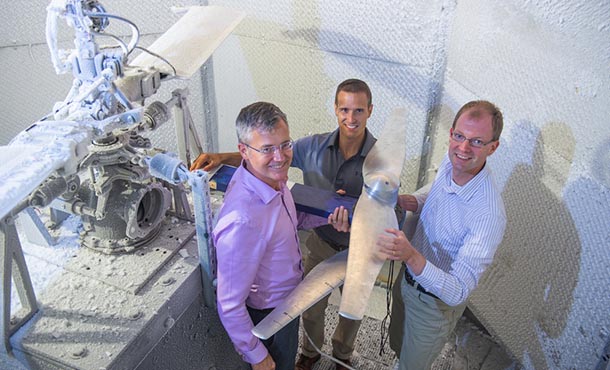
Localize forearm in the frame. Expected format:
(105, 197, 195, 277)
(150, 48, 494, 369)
(190, 151, 242, 171)
(415, 262, 470, 306)
(404, 251, 426, 276)
(398, 194, 419, 213)
(297, 212, 326, 230)
(409, 182, 433, 213)
(220, 152, 242, 167)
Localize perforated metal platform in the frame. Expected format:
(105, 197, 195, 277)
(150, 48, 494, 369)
(298, 303, 516, 370)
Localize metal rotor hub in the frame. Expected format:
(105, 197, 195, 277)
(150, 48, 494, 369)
(363, 172, 399, 206)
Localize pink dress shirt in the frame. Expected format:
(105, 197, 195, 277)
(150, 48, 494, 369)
(214, 163, 325, 364)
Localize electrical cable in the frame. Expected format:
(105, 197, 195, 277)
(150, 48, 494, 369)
(132, 45, 178, 78)
(84, 11, 178, 77)
(451, 330, 468, 369)
(379, 207, 407, 356)
(379, 260, 394, 356)
(84, 12, 140, 54)
(91, 31, 129, 56)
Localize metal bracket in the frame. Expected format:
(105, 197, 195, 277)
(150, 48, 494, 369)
(146, 153, 216, 309)
(16, 208, 56, 247)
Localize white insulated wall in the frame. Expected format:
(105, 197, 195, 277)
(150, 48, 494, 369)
(428, 1, 610, 369)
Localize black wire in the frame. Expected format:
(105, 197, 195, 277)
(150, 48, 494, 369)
(379, 207, 406, 356)
(379, 259, 394, 356)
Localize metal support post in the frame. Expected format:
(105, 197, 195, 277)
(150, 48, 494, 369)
(0, 216, 38, 354)
(189, 171, 217, 309)
(171, 89, 204, 169)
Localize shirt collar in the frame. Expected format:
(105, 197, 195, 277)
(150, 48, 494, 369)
(327, 128, 377, 157)
(237, 161, 284, 205)
(442, 154, 491, 202)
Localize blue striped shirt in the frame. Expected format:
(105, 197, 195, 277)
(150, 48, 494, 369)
(411, 154, 506, 306)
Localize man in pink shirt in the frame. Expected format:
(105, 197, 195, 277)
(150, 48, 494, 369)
(214, 102, 348, 370)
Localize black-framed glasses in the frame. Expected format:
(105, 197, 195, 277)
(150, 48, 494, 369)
(450, 130, 495, 148)
(243, 140, 294, 155)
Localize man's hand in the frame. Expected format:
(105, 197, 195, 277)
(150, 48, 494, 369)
(252, 353, 275, 370)
(189, 152, 241, 171)
(397, 194, 418, 212)
(377, 228, 425, 275)
(328, 205, 350, 232)
(190, 153, 222, 171)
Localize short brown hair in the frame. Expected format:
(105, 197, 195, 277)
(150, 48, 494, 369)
(452, 100, 503, 141)
(335, 79, 372, 106)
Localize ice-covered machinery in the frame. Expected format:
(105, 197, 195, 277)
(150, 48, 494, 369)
(0, 1, 244, 368)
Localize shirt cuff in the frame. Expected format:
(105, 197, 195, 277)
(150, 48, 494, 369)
(242, 338, 269, 365)
(412, 262, 442, 293)
(415, 196, 424, 213)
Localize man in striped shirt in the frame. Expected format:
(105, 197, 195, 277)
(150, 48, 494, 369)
(378, 100, 507, 370)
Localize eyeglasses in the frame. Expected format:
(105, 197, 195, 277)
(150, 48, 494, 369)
(450, 130, 495, 148)
(242, 140, 294, 155)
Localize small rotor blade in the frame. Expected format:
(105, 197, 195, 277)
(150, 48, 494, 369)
(251, 249, 348, 340)
(363, 108, 408, 180)
(339, 108, 408, 320)
(338, 192, 398, 320)
(130, 6, 245, 79)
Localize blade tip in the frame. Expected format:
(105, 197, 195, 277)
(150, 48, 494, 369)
(251, 329, 270, 340)
(338, 310, 362, 321)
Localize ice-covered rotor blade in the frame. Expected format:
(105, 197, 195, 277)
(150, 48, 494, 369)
(130, 6, 245, 79)
(252, 249, 348, 340)
(0, 121, 93, 220)
(339, 108, 407, 320)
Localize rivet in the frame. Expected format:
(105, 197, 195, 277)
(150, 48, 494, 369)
(161, 277, 175, 286)
(164, 317, 175, 328)
(128, 310, 143, 321)
(69, 347, 88, 359)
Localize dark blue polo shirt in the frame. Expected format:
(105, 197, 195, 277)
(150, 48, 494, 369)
(291, 128, 377, 247)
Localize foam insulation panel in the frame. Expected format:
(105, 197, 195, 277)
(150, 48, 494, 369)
(0, 46, 72, 146)
(428, 1, 610, 369)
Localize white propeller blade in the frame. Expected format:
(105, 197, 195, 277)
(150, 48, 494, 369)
(130, 6, 245, 79)
(252, 249, 348, 340)
(339, 108, 408, 320)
